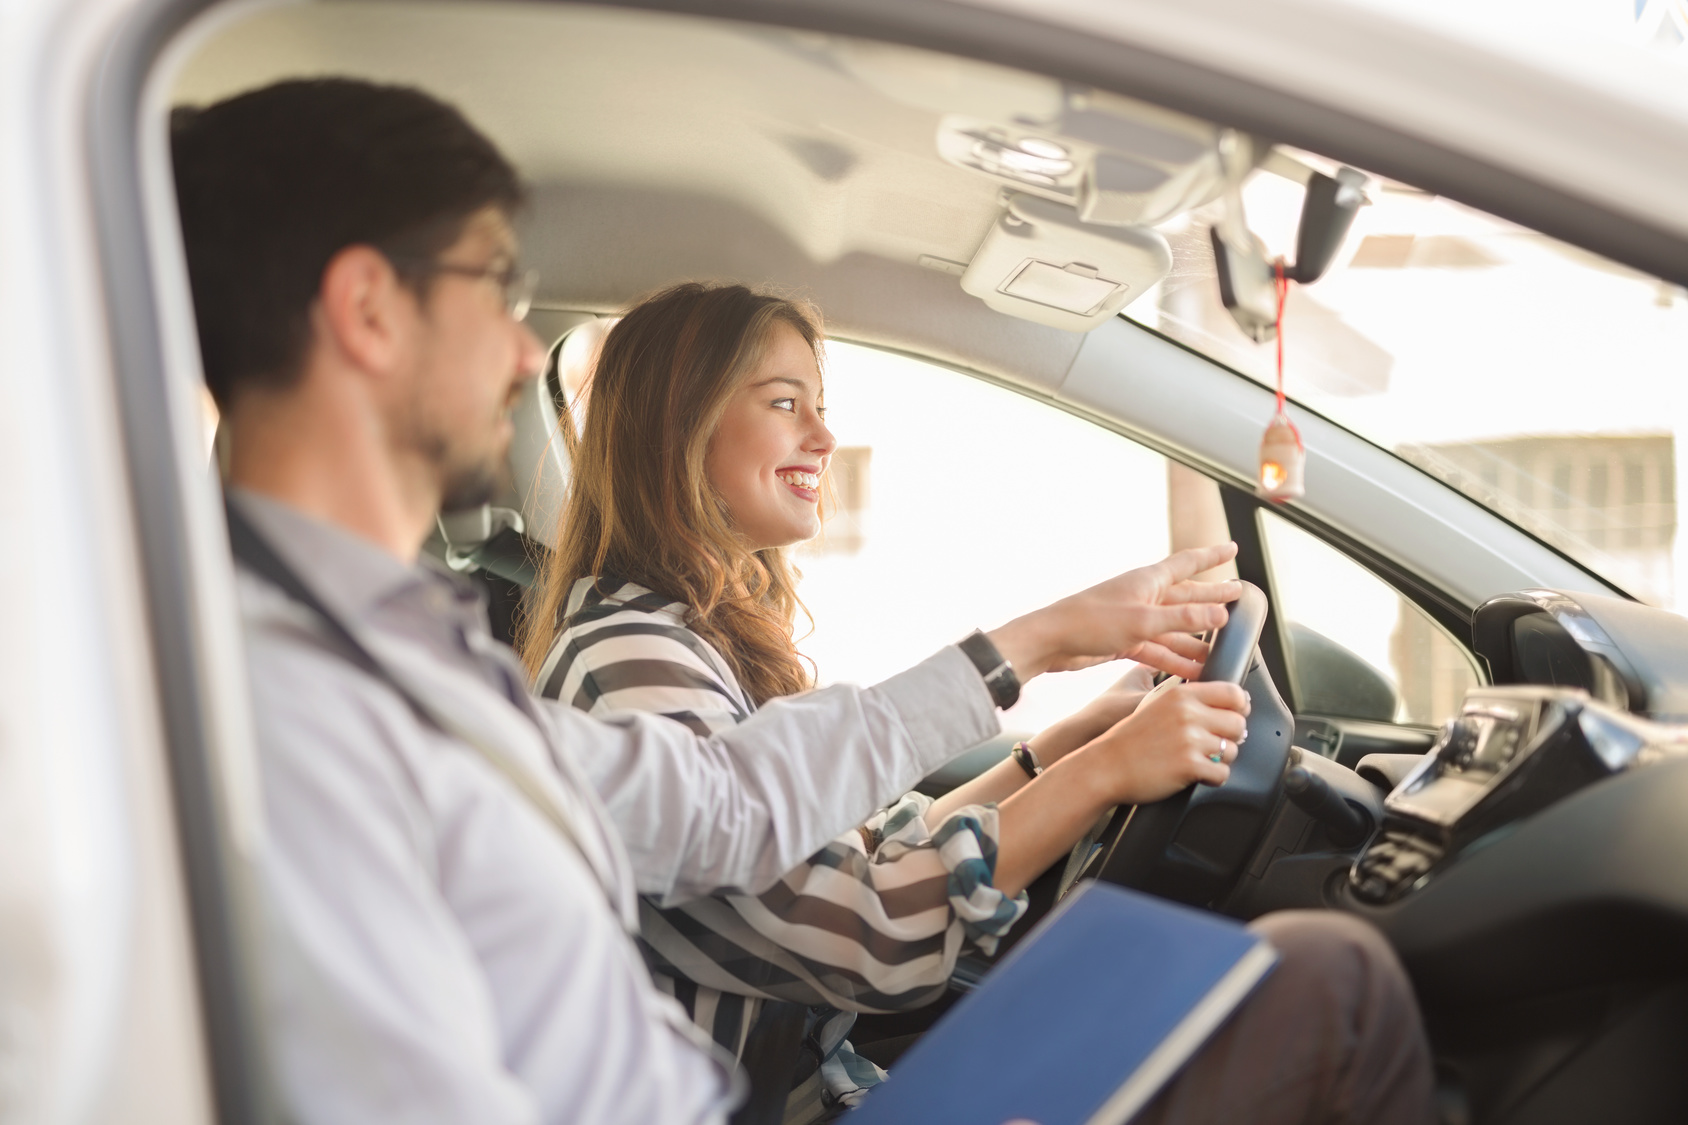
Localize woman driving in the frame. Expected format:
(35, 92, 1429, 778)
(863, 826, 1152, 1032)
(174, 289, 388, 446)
(518, 282, 1252, 1122)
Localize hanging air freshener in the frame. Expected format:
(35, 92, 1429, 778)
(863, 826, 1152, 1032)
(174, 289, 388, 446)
(1259, 414, 1304, 500)
(1259, 259, 1305, 501)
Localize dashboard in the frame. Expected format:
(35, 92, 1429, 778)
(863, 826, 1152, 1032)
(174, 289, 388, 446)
(1339, 589, 1688, 1005)
(1469, 588, 1688, 720)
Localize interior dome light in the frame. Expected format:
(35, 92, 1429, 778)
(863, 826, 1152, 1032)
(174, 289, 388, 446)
(1015, 137, 1069, 160)
(970, 137, 1074, 182)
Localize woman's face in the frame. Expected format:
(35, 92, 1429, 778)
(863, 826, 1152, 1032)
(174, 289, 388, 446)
(704, 321, 837, 551)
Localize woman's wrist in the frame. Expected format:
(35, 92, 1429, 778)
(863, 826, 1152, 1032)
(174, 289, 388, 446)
(1038, 744, 1121, 822)
(1063, 737, 1139, 811)
(1024, 714, 1085, 767)
(983, 614, 1054, 682)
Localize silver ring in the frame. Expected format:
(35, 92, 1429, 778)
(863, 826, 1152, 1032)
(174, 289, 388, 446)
(1210, 738, 1229, 764)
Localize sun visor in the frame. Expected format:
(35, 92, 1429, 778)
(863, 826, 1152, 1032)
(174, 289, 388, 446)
(960, 194, 1171, 331)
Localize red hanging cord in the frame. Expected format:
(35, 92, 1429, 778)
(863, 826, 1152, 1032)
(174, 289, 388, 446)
(1272, 258, 1302, 450)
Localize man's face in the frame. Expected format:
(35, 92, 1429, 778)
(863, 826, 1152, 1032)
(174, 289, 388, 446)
(395, 208, 546, 511)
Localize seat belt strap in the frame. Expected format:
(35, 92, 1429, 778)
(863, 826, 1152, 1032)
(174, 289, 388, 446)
(225, 499, 634, 932)
(727, 1001, 808, 1125)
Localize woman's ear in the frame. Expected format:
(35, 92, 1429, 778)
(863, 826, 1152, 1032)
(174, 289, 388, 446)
(314, 244, 412, 380)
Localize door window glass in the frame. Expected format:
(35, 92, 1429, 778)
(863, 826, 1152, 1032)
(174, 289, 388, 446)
(1259, 510, 1479, 724)
(801, 341, 1172, 733)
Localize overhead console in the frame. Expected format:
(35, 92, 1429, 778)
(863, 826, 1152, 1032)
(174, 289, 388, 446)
(926, 87, 1225, 330)
(840, 44, 1365, 332)
(1349, 589, 1688, 907)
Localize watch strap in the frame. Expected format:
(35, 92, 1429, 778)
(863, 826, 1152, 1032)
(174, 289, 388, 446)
(1010, 741, 1042, 779)
(958, 629, 1021, 710)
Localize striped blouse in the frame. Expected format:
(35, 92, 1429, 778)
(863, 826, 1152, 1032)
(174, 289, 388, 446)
(535, 577, 1026, 1121)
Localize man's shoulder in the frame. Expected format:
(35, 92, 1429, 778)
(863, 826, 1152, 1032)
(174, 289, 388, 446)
(235, 568, 432, 775)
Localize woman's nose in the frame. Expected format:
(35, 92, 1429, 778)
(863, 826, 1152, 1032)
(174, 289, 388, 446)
(809, 414, 838, 457)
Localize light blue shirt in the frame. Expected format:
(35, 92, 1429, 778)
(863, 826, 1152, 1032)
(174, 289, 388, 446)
(232, 491, 1000, 1124)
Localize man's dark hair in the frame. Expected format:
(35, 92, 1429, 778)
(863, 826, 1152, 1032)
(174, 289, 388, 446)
(171, 78, 526, 408)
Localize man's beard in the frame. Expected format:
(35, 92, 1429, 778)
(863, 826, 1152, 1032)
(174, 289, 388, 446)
(439, 456, 504, 512)
(401, 401, 511, 513)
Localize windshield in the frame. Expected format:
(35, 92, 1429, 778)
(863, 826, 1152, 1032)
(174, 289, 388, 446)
(1344, 0, 1688, 68)
(1130, 163, 1688, 610)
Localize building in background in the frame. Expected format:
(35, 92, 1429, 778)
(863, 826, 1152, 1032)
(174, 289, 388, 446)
(805, 446, 872, 556)
(1402, 434, 1676, 606)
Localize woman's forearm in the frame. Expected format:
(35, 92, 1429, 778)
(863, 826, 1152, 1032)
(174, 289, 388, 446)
(925, 692, 1147, 824)
(987, 752, 1115, 898)
(924, 707, 1100, 824)
(978, 679, 1251, 898)
(926, 757, 1034, 824)
(923, 691, 1147, 826)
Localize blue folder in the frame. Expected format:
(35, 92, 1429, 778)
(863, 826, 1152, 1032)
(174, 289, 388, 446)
(848, 880, 1277, 1125)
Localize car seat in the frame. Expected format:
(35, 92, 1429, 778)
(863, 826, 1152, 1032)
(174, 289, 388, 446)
(435, 317, 612, 584)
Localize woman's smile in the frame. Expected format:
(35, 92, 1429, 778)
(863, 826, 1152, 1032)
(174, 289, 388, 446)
(776, 466, 822, 502)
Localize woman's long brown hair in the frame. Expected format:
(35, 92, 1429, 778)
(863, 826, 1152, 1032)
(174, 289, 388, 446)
(519, 283, 824, 704)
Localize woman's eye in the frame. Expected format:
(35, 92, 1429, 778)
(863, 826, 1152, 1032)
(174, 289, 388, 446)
(771, 398, 796, 412)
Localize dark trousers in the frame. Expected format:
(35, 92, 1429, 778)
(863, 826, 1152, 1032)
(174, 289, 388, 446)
(1135, 911, 1436, 1125)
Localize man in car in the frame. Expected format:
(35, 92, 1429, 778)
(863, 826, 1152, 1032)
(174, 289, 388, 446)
(171, 78, 1434, 1125)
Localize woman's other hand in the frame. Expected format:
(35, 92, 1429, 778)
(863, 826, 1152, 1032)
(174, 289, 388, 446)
(987, 678, 1249, 896)
(1025, 661, 1189, 767)
(1078, 680, 1250, 806)
(985, 543, 1242, 681)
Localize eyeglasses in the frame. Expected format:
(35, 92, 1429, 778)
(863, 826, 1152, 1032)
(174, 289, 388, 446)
(391, 256, 540, 321)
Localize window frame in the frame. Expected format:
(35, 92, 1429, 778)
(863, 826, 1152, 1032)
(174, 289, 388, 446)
(1219, 482, 1488, 719)
(90, 0, 1682, 1118)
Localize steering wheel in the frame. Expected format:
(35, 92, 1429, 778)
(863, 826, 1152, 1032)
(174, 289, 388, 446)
(1057, 581, 1295, 908)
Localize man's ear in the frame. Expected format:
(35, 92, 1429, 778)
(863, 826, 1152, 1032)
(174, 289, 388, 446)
(315, 245, 413, 379)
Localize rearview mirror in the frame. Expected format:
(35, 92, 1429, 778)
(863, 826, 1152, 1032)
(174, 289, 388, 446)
(1211, 166, 1368, 342)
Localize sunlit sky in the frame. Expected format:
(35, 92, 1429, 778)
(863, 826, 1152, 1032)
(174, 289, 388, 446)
(1344, 0, 1688, 60)
(1171, 177, 1688, 450)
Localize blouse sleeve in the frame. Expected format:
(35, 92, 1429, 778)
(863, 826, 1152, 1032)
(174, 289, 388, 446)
(546, 612, 1027, 1012)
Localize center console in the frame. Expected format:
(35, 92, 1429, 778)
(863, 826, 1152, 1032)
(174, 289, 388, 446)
(1349, 686, 1687, 905)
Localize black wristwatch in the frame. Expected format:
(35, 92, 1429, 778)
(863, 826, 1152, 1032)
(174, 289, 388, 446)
(958, 629, 1021, 710)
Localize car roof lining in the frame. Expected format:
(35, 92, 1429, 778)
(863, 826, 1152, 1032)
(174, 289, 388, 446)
(169, 0, 1688, 383)
(170, 1, 1206, 388)
(519, 182, 1085, 390)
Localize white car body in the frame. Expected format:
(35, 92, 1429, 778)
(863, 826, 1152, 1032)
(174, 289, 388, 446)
(3, 0, 1686, 1120)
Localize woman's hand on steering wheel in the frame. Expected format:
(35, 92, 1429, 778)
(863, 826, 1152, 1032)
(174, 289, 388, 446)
(1075, 681, 1251, 806)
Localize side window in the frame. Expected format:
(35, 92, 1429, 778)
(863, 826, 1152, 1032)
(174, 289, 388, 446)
(1259, 510, 1479, 726)
(801, 342, 1172, 734)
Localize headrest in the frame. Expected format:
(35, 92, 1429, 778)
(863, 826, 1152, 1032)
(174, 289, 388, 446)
(504, 316, 612, 548)
(432, 315, 609, 585)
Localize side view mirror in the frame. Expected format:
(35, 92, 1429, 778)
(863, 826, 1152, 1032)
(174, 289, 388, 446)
(1211, 165, 1369, 342)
